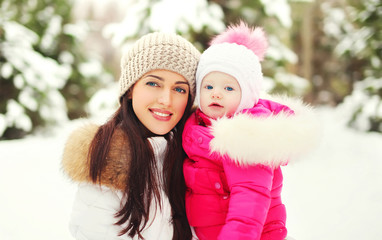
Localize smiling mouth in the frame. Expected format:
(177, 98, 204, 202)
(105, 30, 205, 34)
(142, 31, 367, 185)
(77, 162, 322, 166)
(150, 109, 173, 121)
(152, 111, 171, 117)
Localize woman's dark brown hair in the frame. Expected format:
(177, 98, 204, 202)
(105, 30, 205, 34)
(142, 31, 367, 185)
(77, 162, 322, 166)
(88, 91, 193, 240)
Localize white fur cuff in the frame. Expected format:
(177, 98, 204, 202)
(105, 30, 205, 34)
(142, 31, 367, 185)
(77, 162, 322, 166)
(209, 101, 320, 167)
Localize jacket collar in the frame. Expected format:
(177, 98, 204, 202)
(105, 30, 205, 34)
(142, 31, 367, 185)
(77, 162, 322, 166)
(195, 109, 213, 127)
(61, 123, 131, 190)
(209, 96, 321, 167)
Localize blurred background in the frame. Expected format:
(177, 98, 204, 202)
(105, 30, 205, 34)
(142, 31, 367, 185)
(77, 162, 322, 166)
(1, 0, 381, 140)
(1, 1, 382, 240)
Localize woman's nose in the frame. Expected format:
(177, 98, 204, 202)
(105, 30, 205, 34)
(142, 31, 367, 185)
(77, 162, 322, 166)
(158, 89, 171, 106)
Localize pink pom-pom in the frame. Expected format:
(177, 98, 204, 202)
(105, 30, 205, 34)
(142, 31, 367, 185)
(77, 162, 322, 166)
(210, 21, 268, 61)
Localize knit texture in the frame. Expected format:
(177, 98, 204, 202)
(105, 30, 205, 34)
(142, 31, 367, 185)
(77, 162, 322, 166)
(195, 22, 268, 113)
(119, 32, 201, 103)
(196, 43, 263, 112)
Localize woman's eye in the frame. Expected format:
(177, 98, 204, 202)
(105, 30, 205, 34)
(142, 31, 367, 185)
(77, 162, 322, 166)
(225, 86, 234, 91)
(175, 87, 186, 93)
(146, 82, 158, 87)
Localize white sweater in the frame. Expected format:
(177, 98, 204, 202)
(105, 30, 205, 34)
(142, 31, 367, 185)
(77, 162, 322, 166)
(68, 137, 173, 240)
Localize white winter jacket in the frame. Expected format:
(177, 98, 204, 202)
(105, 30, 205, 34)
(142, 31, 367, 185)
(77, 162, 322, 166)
(62, 124, 173, 240)
(69, 183, 173, 240)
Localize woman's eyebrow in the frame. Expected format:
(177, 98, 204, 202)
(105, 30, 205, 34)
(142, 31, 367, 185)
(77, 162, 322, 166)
(176, 81, 189, 85)
(145, 75, 189, 85)
(145, 74, 164, 81)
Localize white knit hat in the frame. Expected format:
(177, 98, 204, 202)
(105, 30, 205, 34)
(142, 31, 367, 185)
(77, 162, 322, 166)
(196, 22, 268, 113)
(119, 32, 201, 103)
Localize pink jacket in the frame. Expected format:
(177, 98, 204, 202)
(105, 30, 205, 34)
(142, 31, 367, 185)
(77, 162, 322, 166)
(183, 98, 319, 240)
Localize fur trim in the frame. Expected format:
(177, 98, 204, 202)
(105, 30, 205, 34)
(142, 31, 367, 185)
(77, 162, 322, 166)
(210, 21, 268, 61)
(61, 123, 130, 190)
(209, 97, 320, 167)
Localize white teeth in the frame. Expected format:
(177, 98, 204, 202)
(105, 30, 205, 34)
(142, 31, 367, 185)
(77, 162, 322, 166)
(153, 111, 170, 117)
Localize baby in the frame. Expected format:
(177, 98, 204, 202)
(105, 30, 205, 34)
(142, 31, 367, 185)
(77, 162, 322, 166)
(183, 22, 318, 240)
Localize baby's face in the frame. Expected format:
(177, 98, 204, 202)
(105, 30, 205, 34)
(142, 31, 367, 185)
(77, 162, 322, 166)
(200, 71, 241, 119)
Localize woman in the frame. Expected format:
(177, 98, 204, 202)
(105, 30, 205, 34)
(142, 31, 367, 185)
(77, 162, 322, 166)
(62, 32, 200, 240)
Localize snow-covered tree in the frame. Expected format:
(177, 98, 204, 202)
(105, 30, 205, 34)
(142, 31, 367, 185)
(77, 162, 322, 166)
(102, 0, 308, 96)
(322, 0, 382, 132)
(0, 0, 112, 139)
(215, 0, 309, 96)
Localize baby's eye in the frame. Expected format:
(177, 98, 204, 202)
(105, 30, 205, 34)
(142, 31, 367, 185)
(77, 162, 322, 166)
(206, 85, 213, 90)
(225, 86, 234, 91)
(146, 82, 158, 87)
(175, 87, 186, 93)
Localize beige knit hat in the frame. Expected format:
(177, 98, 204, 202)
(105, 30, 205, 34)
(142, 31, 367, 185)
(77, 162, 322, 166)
(118, 32, 201, 103)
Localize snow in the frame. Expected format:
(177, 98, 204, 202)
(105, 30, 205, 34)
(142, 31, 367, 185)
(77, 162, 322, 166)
(149, 0, 224, 33)
(274, 72, 309, 95)
(340, 77, 382, 132)
(260, 0, 292, 28)
(1, 20, 71, 133)
(3, 100, 32, 133)
(103, 0, 225, 47)
(1, 0, 381, 238)
(266, 35, 298, 64)
(282, 106, 382, 239)
(1, 106, 381, 240)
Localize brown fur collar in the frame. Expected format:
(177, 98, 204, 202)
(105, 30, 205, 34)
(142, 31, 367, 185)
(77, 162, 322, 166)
(61, 123, 130, 191)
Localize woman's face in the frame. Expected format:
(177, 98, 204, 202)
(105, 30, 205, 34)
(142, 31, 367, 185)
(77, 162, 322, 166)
(131, 70, 190, 135)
